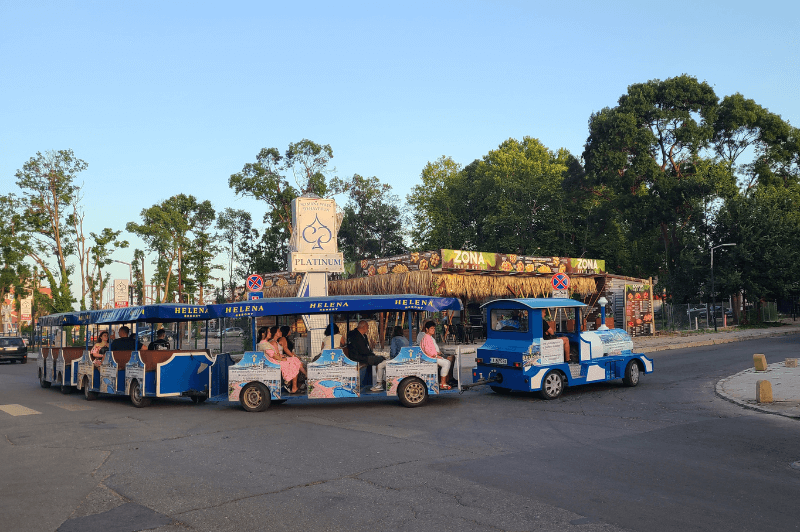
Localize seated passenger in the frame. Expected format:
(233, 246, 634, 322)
(541, 310, 570, 362)
(91, 331, 109, 366)
(420, 321, 455, 390)
(389, 326, 408, 360)
(148, 329, 170, 350)
(347, 320, 388, 392)
(256, 326, 271, 352)
(109, 326, 147, 351)
(266, 326, 306, 394)
(321, 324, 345, 351)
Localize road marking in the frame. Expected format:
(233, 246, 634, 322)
(0, 404, 41, 416)
(47, 401, 94, 412)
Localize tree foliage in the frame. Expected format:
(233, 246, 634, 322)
(13, 149, 86, 312)
(333, 174, 407, 262)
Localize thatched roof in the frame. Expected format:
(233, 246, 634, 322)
(256, 270, 599, 301)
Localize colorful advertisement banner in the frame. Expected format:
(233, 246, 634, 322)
(624, 284, 653, 337)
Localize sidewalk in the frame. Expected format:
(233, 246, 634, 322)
(631, 319, 800, 353)
(716, 362, 800, 419)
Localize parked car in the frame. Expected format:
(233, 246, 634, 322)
(214, 327, 244, 338)
(0, 337, 28, 364)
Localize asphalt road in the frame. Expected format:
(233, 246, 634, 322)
(1, 337, 799, 532)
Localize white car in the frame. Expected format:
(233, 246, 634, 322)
(214, 327, 244, 338)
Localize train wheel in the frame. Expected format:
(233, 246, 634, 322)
(39, 370, 51, 388)
(398, 377, 428, 408)
(240, 382, 271, 412)
(83, 377, 98, 401)
(539, 371, 564, 400)
(129, 379, 150, 408)
(623, 360, 640, 387)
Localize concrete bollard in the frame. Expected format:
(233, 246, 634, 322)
(753, 354, 768, 371)
(756, 380, 773, 403)
(786, 358, 798, 368)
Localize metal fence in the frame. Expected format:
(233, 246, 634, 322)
(655, 301, 780, 332)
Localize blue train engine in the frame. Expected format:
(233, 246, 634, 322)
(470, 299, 653, 399)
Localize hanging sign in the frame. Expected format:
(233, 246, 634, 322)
(114, 279, 129, 308)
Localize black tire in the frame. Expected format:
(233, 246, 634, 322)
(490, 386, 511, 395)
(20, 358, 27, 364)
(39, 370, 51, 388)
(190, 396, 207, 404)
(239, 382, 271, 412)
(83, 376, 98, 401)
(398, 377, 429, 408)
(129, 379, 150, 408)
(623, 360, 641, 387)
(539, 371, 564, 400)
(60, 384, 72, 394)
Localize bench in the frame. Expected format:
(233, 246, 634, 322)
(62, 347, 86, 363)
(138, 349, 211, 371)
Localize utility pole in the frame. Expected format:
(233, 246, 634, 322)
(711, 243, 736, 332)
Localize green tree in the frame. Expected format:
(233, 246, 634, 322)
(229, 139, 334, 271)
(85, 229, 129, 310)
(127, 194, 205, 303)
(407, 156, 471, 250)
(583, 75, 734, 300)
(184, 200, 220, 304)
(216, 208, 253, 298)
(333, 174, 406, 262)
(713, 184, 800, 302)
(408, 139, 574, 256)
(14, 150, 86, 312)
(131, 249, 146, 305)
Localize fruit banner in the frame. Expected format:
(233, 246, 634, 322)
(356, 251, 441, 276)
(353, 250, 605, 277)
(624, 284, 653, 337)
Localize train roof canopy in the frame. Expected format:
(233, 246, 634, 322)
(207, 294, 463, 319)
(481, 298, 587, 310)
(88, 304, 212, 324)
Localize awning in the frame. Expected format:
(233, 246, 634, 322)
(88, 304, 212, 324)
(37, 311, 92, 327)
(481, 298, 587, 310)
(208, 294, 463, 319)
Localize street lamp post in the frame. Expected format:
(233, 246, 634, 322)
(711, 243, 736, 332)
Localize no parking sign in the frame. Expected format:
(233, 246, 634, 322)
(551, 273, 570, 291)
(246, 274, 263, 292)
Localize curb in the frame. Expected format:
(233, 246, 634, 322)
(715, 369, 800, 420)
(635, 328, 800, 354)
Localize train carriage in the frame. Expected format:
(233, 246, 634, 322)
(75, 304, 225, 407)
(206, 294, 464, 411)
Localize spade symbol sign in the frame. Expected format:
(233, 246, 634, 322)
(302, 214, 333, 250)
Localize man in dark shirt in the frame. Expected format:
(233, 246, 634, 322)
(109, 325, 145, 351)
(148, 329, 170, 350)
(346, 321, 384, 366)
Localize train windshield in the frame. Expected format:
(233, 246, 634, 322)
(490, 309, 528, 332)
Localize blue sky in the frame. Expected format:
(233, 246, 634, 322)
(1, 0, 798, 297)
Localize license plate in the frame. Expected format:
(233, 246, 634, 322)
(489, 357, 507, 365)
